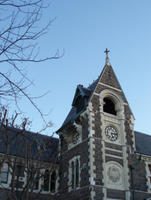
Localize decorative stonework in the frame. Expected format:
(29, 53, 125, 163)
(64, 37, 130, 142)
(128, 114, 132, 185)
(107, 165, 120, 183)
(68, 156, 81, 191)
(106, 162, 123, 187)
(87, 103, 96, 185)
(142, 155, 151, 163)
(72, 132, 80, 144)
(68, 123, 82, 149)
(99, 89, 124, 119)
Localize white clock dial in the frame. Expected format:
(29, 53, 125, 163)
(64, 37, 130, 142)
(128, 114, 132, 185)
(105, 126, 118, 141)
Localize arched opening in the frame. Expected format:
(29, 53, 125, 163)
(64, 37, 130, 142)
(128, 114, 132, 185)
(34, 172, 39, 190)
(43, 169, 49, 191)
(103, 97, 116, 115)
(50, 171, 56, 193)
(70, 158, 80, 190)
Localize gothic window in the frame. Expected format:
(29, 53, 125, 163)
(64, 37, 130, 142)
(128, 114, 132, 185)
(43, 169, 50, 191)
(33, 172, 39, 190)
(13, 164, 24, 188)
(0, 163, 8, 184)
(50, 171, 56, 193)
(43, 169, 57, 193)
(14, 164, 24, 177)
(69, 157, 80, 190)
(103, 97, 116, 115)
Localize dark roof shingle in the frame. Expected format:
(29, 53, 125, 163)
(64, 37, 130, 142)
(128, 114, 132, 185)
(57, 79, 99, 132)
(135, 131, 151, 156)
(0, 126, 59, 162)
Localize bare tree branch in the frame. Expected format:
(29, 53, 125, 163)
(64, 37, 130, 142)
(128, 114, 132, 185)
(0, 0, 62, 121)
(0, 108, 58, 200)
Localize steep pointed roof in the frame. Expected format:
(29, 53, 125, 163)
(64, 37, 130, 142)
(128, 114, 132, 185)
(99, 63, 123, 90)
(58, 81, 97, 132)
(57, 79, 99, 132)
(57, 51, 132, 132)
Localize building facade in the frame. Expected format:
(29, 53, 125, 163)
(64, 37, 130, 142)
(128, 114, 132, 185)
(0, 127, 59, 200)
(56, 52, 151, 200)
(0, 52, 151, 200)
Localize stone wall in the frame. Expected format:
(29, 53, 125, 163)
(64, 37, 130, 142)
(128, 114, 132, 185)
(58, 115, 91, 200)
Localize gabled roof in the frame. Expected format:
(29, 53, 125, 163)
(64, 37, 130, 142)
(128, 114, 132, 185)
(135, 131, 151, 156)
(57, 62, 131, 132)
(57, 79, 99, 132)
(72, 84, 91, 106)
(0, 126, 59, 163)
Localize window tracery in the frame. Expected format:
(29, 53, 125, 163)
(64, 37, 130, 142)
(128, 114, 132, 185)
(43, 169, 57, 193)
(69, 156, 80, 190)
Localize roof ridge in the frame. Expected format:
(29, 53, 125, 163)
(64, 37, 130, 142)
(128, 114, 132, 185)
(87, 78, 99, 90)
(1, 126, 58, 140)
(135, 130, 151, 137)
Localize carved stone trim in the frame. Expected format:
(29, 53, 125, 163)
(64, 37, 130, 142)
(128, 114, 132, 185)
(105, 161, 124, 189)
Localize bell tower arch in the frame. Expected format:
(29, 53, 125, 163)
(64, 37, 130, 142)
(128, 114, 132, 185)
(57, 50, 135, 200)
(87, 51, 135, 200)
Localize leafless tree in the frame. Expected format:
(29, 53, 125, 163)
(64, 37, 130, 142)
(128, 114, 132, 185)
(0, 0, 61, 119)
(0, 2, 60, 198)
(0, 108, 58, 200)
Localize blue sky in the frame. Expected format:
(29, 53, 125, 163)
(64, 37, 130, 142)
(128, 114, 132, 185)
(14, 0, 151, 136)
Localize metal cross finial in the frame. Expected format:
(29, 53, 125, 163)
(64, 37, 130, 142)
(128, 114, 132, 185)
(104, 48, 110, 66)
(104, 48, 110, 56)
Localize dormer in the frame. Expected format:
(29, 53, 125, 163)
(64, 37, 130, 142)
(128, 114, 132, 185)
(72, 84, 90, 114)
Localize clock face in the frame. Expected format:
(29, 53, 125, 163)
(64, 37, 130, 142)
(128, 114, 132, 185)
(105, 126, 118, 141)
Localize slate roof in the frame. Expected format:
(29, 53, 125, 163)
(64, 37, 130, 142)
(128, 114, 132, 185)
(56, 63, 151, 157)
(0, 126, 151, 160)
(0, 126, 59, 163)
(57, 63, 124, 132)
(135, 131, 151, 156)
(57, 79, 99, 132)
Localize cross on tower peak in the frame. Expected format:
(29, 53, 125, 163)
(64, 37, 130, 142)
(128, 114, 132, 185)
(104, 48, 110, 66)
(104, 48, 110, 56)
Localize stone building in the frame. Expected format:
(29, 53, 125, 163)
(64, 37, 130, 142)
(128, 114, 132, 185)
(0, 126, 59, 200)
(56, 51, 151, 200)
(0, 51, 151, 200)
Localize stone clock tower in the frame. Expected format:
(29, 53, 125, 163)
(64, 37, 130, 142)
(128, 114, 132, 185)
(57, 50, 135, 200)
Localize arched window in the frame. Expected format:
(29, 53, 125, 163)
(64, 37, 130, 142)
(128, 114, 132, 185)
(33, 172, 39, 190)
(43, 169, 49, 191)
(50, 171, 56, 193)
(69, 157, 80, 190)
(103, 97, 116, 115)
(0, 163, 8, 184)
